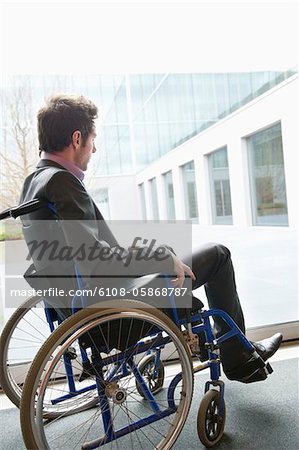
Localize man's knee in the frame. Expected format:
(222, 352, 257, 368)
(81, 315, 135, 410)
(191, 242, 231, 281)
(203, 242, 230, 256)
(215, 243, 230, 257)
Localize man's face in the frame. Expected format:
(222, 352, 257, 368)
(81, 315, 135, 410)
(75, 129, 97, 171)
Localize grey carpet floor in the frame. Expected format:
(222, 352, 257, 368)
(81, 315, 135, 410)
(1, 358, 298, 450)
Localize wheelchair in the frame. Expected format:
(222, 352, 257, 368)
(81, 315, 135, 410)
(0, 199, 274, 449)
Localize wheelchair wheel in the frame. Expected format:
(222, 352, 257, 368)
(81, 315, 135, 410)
(197, 389, 226, 447)
(136, 353, 165, 397)
(0, 296, 52, 407)
(21, 299, 194, 450)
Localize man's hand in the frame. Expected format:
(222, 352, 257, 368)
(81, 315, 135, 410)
(171, 254, 196, 288)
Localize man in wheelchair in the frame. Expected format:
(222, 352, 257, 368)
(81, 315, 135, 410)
(19, 94, 282, 384)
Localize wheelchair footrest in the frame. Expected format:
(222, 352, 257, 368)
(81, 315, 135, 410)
(225, 352, 274, 384)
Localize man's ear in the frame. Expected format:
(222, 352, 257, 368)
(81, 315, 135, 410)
(72, 130, 82, 148)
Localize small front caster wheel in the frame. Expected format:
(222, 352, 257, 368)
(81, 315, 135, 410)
(197, 389, 226, 447)
(136, 354, 165, 397)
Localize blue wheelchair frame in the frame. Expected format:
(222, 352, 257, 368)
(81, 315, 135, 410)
(1, 198, 259, 448)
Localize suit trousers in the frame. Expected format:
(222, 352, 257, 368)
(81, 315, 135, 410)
(186, 242, 248, 372)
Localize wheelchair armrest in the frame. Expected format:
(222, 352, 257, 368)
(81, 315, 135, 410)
(0, 198, 52, 220)
(123, 273, 162, 291)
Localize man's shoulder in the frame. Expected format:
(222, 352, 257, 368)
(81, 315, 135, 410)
(36, 160, 69, 176)
(33, 164, 79, 185)
(21, 163, 83, 201)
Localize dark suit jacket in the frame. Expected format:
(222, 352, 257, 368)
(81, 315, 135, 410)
(20, 159, 174, 295)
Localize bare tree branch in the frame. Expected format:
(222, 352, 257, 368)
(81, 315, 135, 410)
(0, 79, 39, 209)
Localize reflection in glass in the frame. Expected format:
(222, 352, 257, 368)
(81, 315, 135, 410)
(181, 161, 198, 222)
(163, 171, 176, 220)
(90, 188, 110, 220)
(138, 183, 147, 220)
(247, 123, 288, 226)
(208, 147, 233, 225)
(149, 178, 159, 220)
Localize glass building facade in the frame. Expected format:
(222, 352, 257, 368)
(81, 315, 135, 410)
(138, 183, 147, 221)
(163, 171, 176, 221)
(88, 187, 110, 220)
(149, 177, 159, 220)
(96, 69, 296, 176)
(247, 123, 288, 226)
(0, 69, 296, 221)
(181, 161, 199, 223)
(1, 70, 296, 179)
(208, 147, 233, 225)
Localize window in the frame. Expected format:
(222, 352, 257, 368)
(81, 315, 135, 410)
(149, 178, 159, 220)
(247, 123, 288, 226)
(138, 183, 147, 220)
(90, 188, 110, 220)
(181, 161, 198, 222)
(208, 147, 233, 224)
(163, 171, 176, 220)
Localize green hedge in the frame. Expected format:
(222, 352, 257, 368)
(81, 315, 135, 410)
(0, 223, 23, 241)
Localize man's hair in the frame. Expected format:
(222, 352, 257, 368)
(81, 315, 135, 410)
(37, 94, 98, 153)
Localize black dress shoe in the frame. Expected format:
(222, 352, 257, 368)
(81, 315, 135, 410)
(252, 333, 283, 361)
